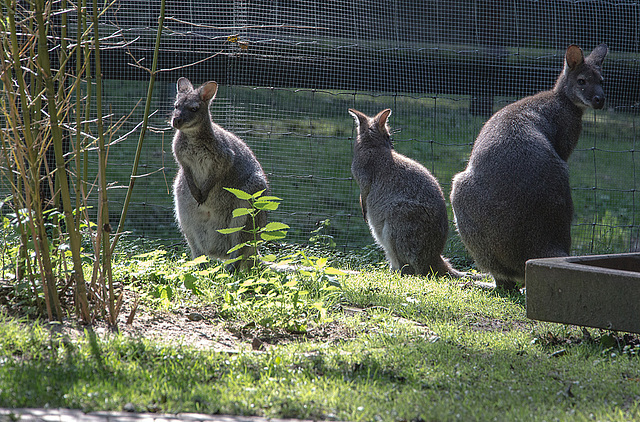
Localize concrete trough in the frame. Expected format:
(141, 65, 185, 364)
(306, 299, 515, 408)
(525, 253, 640, 334)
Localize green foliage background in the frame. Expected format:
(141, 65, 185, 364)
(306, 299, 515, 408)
(70, 80, 639, 258)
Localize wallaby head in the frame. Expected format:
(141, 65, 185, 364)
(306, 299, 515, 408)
(555, 44, 608, 110)
(171, 77, 219, 132)
(349, 108, 393, 150)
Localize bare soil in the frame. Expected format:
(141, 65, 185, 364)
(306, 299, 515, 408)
(39, 300, 360, 353)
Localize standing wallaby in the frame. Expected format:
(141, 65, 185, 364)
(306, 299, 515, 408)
(350, 108, 471, 278)
(171, 77, 269, 270)
(450, 44, 608, 290)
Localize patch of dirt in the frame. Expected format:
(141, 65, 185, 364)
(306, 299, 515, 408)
(35, 299, 361, 353)
(468, 316, 533, 332)
(226, 320, 359, 351)
(0, 279, 359, 351)
(116, 306, 242, 351)
(42, 304, 241, 352)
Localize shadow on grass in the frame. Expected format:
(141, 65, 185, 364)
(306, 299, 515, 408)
(0, 316, 638, 421)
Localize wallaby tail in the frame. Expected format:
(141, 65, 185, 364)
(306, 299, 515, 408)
(439, 257, 495, 289)
(447, 267, 484, 280)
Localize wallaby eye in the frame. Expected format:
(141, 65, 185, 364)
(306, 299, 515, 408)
(577, 78, 586, 86)
(190, 106, 199, 112)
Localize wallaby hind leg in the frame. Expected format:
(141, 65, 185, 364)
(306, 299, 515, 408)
(384, 245, 407, 274)
(188, 240, 205, 261)
(180, 220, 206, 259)
(480, 257, 523, 290)
(382, 224, 428, 276)
(226, 245, 259, 272)
(392, 233, 449, 277)
(494, 277, 519, 291)
(392, 214, 449, 277)
(369, 218, 403, 273)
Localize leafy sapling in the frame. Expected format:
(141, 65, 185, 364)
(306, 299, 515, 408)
(217, 188, 344, 332)
(217, 187, 289, 270)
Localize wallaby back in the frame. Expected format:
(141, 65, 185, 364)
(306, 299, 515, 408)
(171, 77, 269, 270)
(450, 44, 608, 290)
(350, 108, 473, 278)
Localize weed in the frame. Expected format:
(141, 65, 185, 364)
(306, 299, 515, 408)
(309, 219, 337, 249)
(119, 189, 345, 332)
(217, 188, 289, 268)
(214, 188, 345, 332)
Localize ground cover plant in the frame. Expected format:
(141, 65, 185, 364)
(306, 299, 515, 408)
(1, 232, 639, 422)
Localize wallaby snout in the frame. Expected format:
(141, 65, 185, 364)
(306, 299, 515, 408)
(591, 91, 605, 110)
(171, 107, 197, 130)
(576, 77, 606, 110)
(171, 113, 186, 130)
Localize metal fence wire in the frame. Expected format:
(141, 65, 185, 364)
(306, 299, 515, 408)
(2, 0, 640, 258)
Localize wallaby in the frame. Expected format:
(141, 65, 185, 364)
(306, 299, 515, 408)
(171, 77, 269, 270)
(450, 44, 608, 290)
(350, 108, 475, 278)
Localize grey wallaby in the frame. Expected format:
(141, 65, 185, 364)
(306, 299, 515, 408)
(350, 108, 474, 278)
(450, 44, 609, 290)
(171, 77, 269, 270)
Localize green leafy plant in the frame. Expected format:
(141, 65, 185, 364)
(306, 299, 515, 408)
(215, 188, 345, 332)
(127, 250, 215, 309)
(217, 188, 290, 268)
(309, 219, 337, 249)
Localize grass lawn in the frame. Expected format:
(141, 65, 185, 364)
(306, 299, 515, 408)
(0, 238, 638, 422)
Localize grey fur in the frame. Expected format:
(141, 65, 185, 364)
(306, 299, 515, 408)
(450, 44, 608, 290)
(349, 108, 469, 278)
(171, 77, 269, 270)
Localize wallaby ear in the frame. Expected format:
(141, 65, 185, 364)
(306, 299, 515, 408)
(348, 108, 370, 128)
(564, 45, 584, 71)
(586, 43, 608, 68)
(199, 81, 218, 102)
(177, 77, 193, 93)
(374, 109, 392, 132)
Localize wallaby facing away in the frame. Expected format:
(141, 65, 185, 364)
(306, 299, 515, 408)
(350, 108, 472, 278)
(171, 77, 269, 270)
(450, 44, 608, 290)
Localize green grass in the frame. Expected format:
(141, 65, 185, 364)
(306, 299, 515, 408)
(1, 238, 639, 422)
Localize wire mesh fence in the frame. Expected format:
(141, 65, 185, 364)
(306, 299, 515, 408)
(1, 0, 639, 258)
